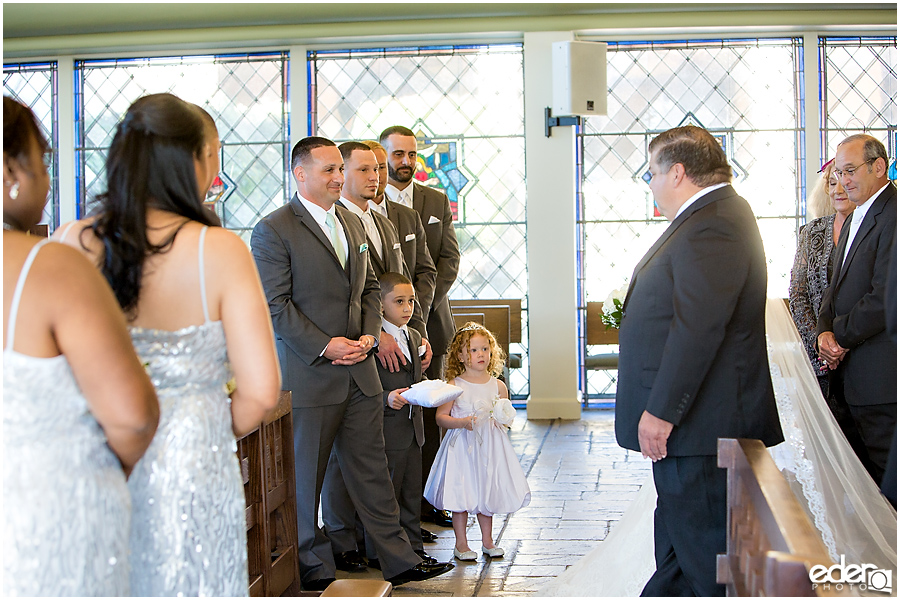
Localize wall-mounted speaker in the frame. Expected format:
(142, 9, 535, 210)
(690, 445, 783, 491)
(551, 41, 607, 117)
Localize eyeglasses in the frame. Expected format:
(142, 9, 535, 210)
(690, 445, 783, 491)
(833, 159, 875, 179)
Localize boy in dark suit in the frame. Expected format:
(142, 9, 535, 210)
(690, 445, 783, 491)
(365, 271, 438, 568)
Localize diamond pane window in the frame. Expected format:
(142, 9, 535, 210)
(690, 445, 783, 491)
(310, 45, 529, 398)
(75, 53, 290, 240)
(578, 38, 804, 405)
(3, 62, 59, 231)
(820, 37, 897, 164)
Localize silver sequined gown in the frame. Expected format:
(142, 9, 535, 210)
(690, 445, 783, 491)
(127, 227, 248, 596)
(3, 239, 131, 596)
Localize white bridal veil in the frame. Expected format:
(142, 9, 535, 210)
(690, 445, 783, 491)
(539, 299, 897, 597)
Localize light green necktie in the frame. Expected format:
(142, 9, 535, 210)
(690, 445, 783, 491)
(325, 212, 346, 268)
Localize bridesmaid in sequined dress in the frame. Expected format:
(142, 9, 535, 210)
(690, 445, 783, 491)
(3, 96, 159, 596)
(54, 94, 281, 596)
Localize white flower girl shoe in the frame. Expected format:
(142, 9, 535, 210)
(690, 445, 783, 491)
(481, 546, 504, 558)
(454, 548, 478, 561)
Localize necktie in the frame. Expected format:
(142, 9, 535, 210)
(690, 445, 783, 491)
(364, 212, 382, 259)
(325, 212, 346, 268)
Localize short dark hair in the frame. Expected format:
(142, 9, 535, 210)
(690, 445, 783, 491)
(838, 134, 888, 171)
(291, 136, 336, 169)
(3, 96, 49, 173)
(338, 141, 374, 162)
(378, 271, 412, 298)
(378, 126, 415, 144)
(649, 125, 732, 187)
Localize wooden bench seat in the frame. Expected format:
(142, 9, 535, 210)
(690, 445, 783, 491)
(716, 438, 845, 597)
(450, 299, 523, 369)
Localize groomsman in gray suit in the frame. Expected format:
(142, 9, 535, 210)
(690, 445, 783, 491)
(251, 137, 453, 590)
(380, 125, 460, 528)
(321, 141, 436, 569)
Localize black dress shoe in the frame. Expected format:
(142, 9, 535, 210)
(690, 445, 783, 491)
(422, 507, 453, 527)
(334, 550, 367, 572)
(420, 527, 438, 543)
(387, 561, 454, 586)
(415, 550, 438, 564)
(303, 577, 335, 592)
(367, 557, 381, 571)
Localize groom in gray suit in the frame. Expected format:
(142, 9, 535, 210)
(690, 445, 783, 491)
(251, 137, 453, 590)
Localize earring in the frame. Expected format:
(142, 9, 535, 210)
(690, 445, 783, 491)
(8, 182, 19, 200)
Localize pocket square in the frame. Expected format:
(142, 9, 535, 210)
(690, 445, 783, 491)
(405, 233, 416, 242)
(359, 243, 368, 253)
(393, 242, 401, 250)
(428, 215, 440, 225)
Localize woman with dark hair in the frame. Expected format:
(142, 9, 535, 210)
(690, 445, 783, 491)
(3, 96, 159, 595)
(55, 93, 281, 596)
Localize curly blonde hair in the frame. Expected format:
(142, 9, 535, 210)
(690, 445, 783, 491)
(444, 321, 506, 381)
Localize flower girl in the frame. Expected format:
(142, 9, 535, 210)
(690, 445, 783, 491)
(423, 322, 531, 561)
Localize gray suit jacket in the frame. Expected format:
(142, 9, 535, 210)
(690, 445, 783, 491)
(412, 182, 460, 354)
(384, 199, 437, 322)
(379, 326, 425, 450)
(251, 194, 383, 407)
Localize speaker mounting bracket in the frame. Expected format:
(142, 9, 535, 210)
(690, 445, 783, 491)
(545, 107, 581, 137)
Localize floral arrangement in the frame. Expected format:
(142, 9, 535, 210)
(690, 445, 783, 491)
(473, 395, 517, 438)
(600, 282, 629, 330)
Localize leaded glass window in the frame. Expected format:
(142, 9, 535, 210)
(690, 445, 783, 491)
(75, 53, 290, 240)
(309, 45, 529, 398)
(578, 38, 804, 404)
(3, 62, 59, 231)
(820, 37, 897, 167)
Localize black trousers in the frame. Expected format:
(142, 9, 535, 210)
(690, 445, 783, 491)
(642, 455, 727, 597)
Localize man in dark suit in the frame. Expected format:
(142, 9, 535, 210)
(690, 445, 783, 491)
(321, 141, 436, 570)
(817, 134, 897, 484)
(380, 125, 460, 528)
(251, 137, 453, 590)
(615, 126, 783, 596)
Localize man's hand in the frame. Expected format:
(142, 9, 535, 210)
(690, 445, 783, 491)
(387, 387, 410, 410)
(325, 336, 374, 366)
(817, 331, 848, 370)
(377, 331, 406, 372)
(638, 410, 674, 462)
(420, 337, 433, 371)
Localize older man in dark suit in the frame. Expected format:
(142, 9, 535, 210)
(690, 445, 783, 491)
(817, 134, 897, 484)
(615, 126, 783, 596)
(380, 125, 460, 528)
(251, 137, 453, 591)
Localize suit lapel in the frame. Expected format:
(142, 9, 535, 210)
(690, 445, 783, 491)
(623, 185, 735, 310)
(291, 194, 344, 271)
(835, 186, 892, 286)
(385, 200, 401, 232)
(334, 208, 355, 279)
(412, 183, 425, 215)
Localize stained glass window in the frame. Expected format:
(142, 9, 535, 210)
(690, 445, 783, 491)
(309, 45, 529, 398)
(578, 38, 805, 404)
(3, 62, 59, 230)
(75, 52, 290, 241)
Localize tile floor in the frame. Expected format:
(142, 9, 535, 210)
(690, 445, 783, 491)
(335, 409, 652, 596)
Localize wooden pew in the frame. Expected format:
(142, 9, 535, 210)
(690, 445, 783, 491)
(584, 301, 619, 373)
(237, 391, 302, 596)
(450, 299, 523, 369)
(716, 438, 845, 597)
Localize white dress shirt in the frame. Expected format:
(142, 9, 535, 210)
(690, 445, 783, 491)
(296, 193, 348, 264)
(340, 197, 383, 259)
(385, 182, 414, 209)
(843, 182, 888, 263)
(368, 198, 389, 218)
(382, 319, 412, 363)
(673, 182, 728, 220)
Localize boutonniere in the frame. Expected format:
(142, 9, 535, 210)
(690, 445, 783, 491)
(359, 243, 368, 253)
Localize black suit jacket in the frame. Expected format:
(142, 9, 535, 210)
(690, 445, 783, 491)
(378, 326, 425, 451)
(615, 185, 783, 456)
(817, 183, 897, 407)
(251, 194, 383, 407)
(411, 182, 460, 355)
